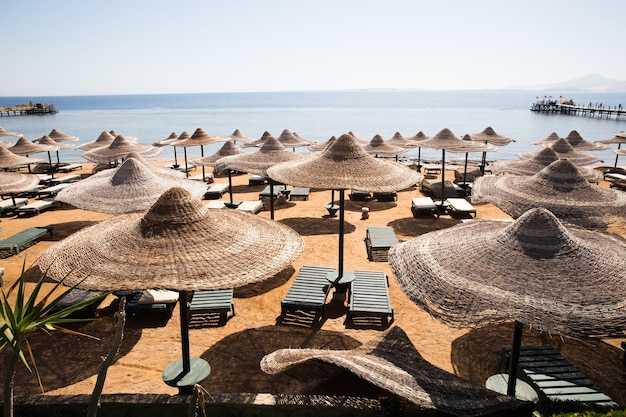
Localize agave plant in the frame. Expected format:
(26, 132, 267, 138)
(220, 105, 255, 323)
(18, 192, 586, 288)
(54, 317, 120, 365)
(0, 262, 109, 417)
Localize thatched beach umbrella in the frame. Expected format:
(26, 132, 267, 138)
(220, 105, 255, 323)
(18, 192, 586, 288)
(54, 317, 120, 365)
(242, 130, 273, 148)
(492, 147, 603, 183)
(276, 129, 311, 150)
(82, 135, 162, 165)
(9, 136, 57, 177)
(261, 326, 520, 416)
(35, 135, 75, 171)
(388, 208, 626, 397)
(215, 136, 310, 219)
(76, 131, 117, 151)
(152, 132, 181, 168)
(469, 127, 515, 174)
(517, 138, 602, 166)
(55, 157, 207, 214)
(0, 171, 41, 206)
(387, 131, 416, 149)
(561, 130, 609, 151)
(190, 140, 243, 205)
(308, 136, 336, 152)
(0, 127, 22, 137)
(459, 134, 497, 186)
(268, 133, 422, 283)
(37, 187, 304, 394)
(405, 131, 430, 171)
(221, 129, 254, 145)
(174, 128, 225, 181)
(364, 134, 407, 158)
(0, 146, 43, 173)
(46, 128, 79, 142)
(597, 131, 626, 167)
(472, 159, 626, 228)
(531, 132, 561, 147)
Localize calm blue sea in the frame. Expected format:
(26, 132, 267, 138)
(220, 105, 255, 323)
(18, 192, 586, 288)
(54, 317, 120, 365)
(1, 91, 625, 165)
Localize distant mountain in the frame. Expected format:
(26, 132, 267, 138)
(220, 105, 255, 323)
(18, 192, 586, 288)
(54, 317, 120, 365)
(511, 74, 626, 92)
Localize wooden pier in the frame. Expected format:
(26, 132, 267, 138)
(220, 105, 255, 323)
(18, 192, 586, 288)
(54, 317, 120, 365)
(531, 99, 626, 120)
(0, 103, 57, 117)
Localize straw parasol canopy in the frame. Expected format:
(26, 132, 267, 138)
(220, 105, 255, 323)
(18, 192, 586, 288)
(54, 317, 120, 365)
(46, 128, 79, 142)
(307, 136, 336, 152)
(261, 326, 520, 416)
(364, 134, 407, 156)
(76, 131, 117, 151)
(276, 129, 311, 149)
(242, 130, 273, 148)
(190, 140, 243, 166)
(267, 133, 422, 281)
(597, 131, 626, 167)
(82, 135, 162, 164)
(472, 159, 626, 228)
(387, 132, 418, 148)
(38, 186, 304, 392)
(8, 136, 54, 156)
(55, 157, 208, 214)
(0, 127, 22, 137)
(531, 132, 561, 146)
(562, 130, 609, 151)
(347, 131, 369, 144)
(517, 138, 602, 166)
(388, 207, 626, 395)
(35, 135, 75, 151)
(122, 151, 185, 178)
(492, 148, 603, 183)
(0, 146, 43, 169)
(152, 132, 179, 147)
(469, 126, 515, 146)
(175, 127, 223, 148)
(0, 171, 41, 195)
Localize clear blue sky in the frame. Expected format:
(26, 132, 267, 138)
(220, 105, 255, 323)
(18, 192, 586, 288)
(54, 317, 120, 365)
(3, 0, 625, 96)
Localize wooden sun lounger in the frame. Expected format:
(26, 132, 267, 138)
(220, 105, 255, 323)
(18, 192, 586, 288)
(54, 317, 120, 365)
(498, 345, 617, 407)
(57, 163, 82, 173)
(203, 182, 229, 200)
(289, 187, 310, 201)
(365, 226, 399, 262)
(189, 289, 235, 327)
(0, 197, 28, 215)
(49, 174, 81, 185)
(16, 199, 57, 217)
(280, 265, 333, 327)
(237, 200, 263, 214)
(259, 184, 286, 199)
(37, 182, 73, 198)
(411, 197, 438, 218)
(349, 189, 372, 201)
(346, 270, 393, 328)
(445, 197, 477, 218)
(0, 226, 53, 255)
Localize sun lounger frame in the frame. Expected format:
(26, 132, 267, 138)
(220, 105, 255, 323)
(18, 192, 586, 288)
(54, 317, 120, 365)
(237, 200, 263, 214)
(280, 265, 333, 327)
(203, 182, 229, 199)
(348, 190, 372, 201)
(57, 163, 82, 173)
(118, 291, 177, 317)
(365, 226, 399, 262)
(49, 174, 81, 185)
(346, 270, 394, 328)
(16, 199, 57, 217)
(0, 226, 53, 255)
(37, 182, 73, 199)
(189, 289, 235, 327)
(259, 184, 286, 199)
(0, 197, 28, 216)
(289, 187, 310, 201)
(411, 197, 438, 218)
(445, 197, 477, 218)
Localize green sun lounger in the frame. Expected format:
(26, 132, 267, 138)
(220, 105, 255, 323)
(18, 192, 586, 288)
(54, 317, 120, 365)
(0, 226, 53, 255)
(365, 226, 400, 262)
(189, 289, 235, 327)
(280, 265, 333, 327)
(346, 270, 394, 328)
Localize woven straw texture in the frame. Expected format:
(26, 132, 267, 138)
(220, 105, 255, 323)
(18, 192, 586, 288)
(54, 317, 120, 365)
(307, 136, 336, 152)
(0, 146, 43, 168)
(277, 129, 311, 148)
(215, 136, 309, 176)
(418, 128, 493, 153)
(472, 160, 626, 228)
(56, 158, 207, 213)
(364, 135, 407, 156)
(389, 208, 626, 338)
(469, 127, 516, 146)
(175, 127, 224, 147)
(517, 138, 602, 166)
(121, 151, 185, 178)
(76, 131, 117, 150)
(387, 132, 417, 148)
(8, 137, 55, 155)
(261, 326, 520, 416)
(38, 187, 304, 291)
(152, 132, 179, 147)
(191, 140, 243, 166)
(35, 135, 75, 150)
(267, 134, 422, 192)
(47, 128, 79, 142)
(242, 130, 273, 148)
(405, 131, 430, 143)
(223, 129, 254, 144)
(531, 132, 561, 146)
(563, 130, 609, 151)
(492, 148, 603, 183)
(615, 148, 626, 156)
(0, 127, 22, 137)
(598, 132, 626, 145)
(0, 171, 40, 193)
(82, 135, 163, 163)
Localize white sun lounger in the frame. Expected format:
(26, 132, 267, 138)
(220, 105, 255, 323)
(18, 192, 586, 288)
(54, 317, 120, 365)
(205, 200, 226, 209)
(411, 197, 438, 217)
(203, 182, 229, 199)
(237, 200, 263, 214)
(445, 198, 477, 218)
(0, 197, 28, 215)
(16, 199, 57, 217)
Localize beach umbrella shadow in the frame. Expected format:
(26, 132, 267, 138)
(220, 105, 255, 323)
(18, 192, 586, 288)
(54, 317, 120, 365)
(344, 200, 397, 212)
(387, 217, 459, 238)
(450, 322, 626, 407)
(278, 217, 356, 236)
(198, 325, 364, 395)
(234, 266, 294, 298)
(0, 314, 142, 397)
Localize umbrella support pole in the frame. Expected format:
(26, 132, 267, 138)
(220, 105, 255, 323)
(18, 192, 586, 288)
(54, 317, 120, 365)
(416, 147, 422, 172)
(438, 150, 446, 211)
(269, 178, 275, 220)
(615, 143, 621, 168)
(183, 148, 189, 178)
(338, 189, 345, 278)
(173, 146, 179, 168)
(507, 320, 523, 396)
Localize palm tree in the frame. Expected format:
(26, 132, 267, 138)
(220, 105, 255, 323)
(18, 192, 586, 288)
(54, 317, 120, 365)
(0, 263, 108, 417)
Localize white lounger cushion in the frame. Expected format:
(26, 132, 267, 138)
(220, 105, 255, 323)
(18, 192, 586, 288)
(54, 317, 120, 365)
(411, 197, 436, 209)
(138, 289, 179, 304)
(446, 198, 476, 212)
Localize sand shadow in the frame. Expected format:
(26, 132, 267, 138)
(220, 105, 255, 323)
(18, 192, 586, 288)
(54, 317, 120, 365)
(198, 325, 387, 396)
(344, 200, 397, 212)
(235, 266, 295, 298)
(46, 220, 101, 241)
(451, 322, 626, 407)
(387, 217, 459, 238)
(0, 312, 142, 396)
(278, 217, 356, 236)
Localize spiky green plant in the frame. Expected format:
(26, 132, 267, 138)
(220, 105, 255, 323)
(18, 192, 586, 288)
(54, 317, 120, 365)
(0, 262, 109, 417)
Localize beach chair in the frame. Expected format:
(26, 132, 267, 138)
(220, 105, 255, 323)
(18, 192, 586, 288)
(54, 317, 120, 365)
(205, 200, 226, 209)
(0, 226, 53, 255)
(259, 184, 286, 199)
(365, 226, 399, 262)
(0, 197, 28, 216)
(237, 200, 263, 214)
(280, 265, 333, 328)
(188, 172, 214, 183)
(248, 175, 266, 186)
(420, 179, 462, 199)
(48, 288, 106, 318)
(16, 199, 57, 217)
(497, 345, 617, 407)
(203, 182, 229, 199)
(289, 187, 310, 201)
(36, 182, 73, 199)
(423, 164, 442, 175)
(119, 289, 179, 317)
(349, 189, 372, 201)
(411, 197, 438, 218)
(346, 270, 393, 329)
(445, 197, 477, 218)
(189, 289, 235, 327)
(373, 191, 397, 202)
(49, 174, 81, 185)
(57, 163, 82, 173)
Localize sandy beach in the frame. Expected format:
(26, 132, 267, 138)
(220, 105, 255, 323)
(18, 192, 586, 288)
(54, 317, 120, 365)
(1, 161, 625, 408)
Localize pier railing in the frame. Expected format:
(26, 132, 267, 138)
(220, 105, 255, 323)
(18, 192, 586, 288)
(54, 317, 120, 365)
(531, 101, 625, 120)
